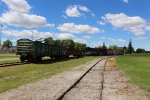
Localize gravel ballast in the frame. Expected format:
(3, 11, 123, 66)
(62, 59, 107, 100)
(0, 59, 101, 100)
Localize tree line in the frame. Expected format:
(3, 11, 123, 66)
(44, 37, 86, 51)
(97, 39, 147, 54)
(1, 38, 148, 54)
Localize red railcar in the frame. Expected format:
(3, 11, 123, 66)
(107, 49, 113, 55)
(65, 48, 84, 57)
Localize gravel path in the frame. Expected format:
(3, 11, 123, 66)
(0, 59, 101, 100)
(102, 58, 149, 100)
(62, 59, 107, 100)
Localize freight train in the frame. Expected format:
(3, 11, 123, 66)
(16, 39, 84, 62)
(16, 39, 124, 62)
(85, 47, 124, 56)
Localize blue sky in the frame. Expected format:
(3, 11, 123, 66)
(0, 0, 150, 50)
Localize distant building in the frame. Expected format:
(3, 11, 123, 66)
(0, 46, 16, 52)
(9, 46, 16, 52)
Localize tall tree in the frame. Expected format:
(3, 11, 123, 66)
(136, 48, 145, 53)
(128, 39, 134, 54)
(74, 42, 86, 51)
(3, 39, 12, 48)
(102, 42, 107, 49)
(44, 37, 55, 44)
(109, 45, 117, 50)
(123, 46, 128, 54)
(97, 42, 107, 49)
(61, 39, 75, 48)
(54, 40, 62, 45)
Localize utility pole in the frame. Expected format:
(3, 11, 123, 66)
(0, 24, 4, 46)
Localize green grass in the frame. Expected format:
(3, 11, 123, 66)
(0, 56, 105, 93)
(0, 54, 19, 59)
(0, 59, 20, 64)
(116, 54, 150, 96)
(0, 54, 20, 64)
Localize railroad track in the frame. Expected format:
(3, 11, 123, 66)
(55, 57, 110, 100)
(0, 62, 29, 67)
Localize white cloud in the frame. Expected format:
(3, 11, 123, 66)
(65, 5, 94, 17)
(2, 30, 53, 40)
(78, 5, 89, 12)
(88, 41, 103, 47)
(2, 29, 86, 44)
(134, 37, 147, 40)
(57, 33, 86, 43)
(1, 37, 16, 43)
(108, 38, 126, 43)
(98, 21, 106, 26)
(83, 35, 91, 39)
(2, 0, 31, 13)
(123, 0, 128, 3)
(57, 23, 101, 34)
(0, 0, 50, 28)
(65, 5, 81, 17)
(118, 39, 126, 42)
(57, 33, 75, 40)
(145, 26, 150, 31)
(103, 13, 150, 35)
(97, 41, 103, 46)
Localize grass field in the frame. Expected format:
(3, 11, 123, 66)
(116, 54, 150, 96)
(0, 54, 20, 64)
(0, 54, 19, 59)
(0, 56, 105, 93)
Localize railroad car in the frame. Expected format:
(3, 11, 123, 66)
(16, 39, 66, 62)
(85, 47, 98, 56)
(85, 48, 107, 56)
(16, 39, 84, 62)
(106, 49, 114, 55)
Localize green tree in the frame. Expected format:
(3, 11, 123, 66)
(44, 37, 55, 44)
(102, 42, 107, 49)
(3, 39, 12, 48)
(97, 42, 107, 49)
(109, 45, 117, 50)
(61, 39, 75, 48)
(54, 39, 62, 45)
(123, 46, 128, 54)
(136, 48, 145, 53)
(74, 42, 86, 51)
(128, 39, 134, 54)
